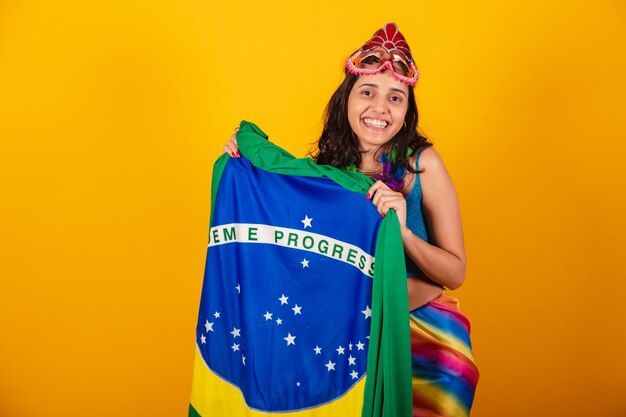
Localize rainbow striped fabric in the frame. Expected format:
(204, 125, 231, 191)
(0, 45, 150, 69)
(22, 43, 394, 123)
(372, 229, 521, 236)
(409, 294, 479, 417)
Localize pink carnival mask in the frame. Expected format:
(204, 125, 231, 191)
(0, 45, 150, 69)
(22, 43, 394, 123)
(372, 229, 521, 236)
(346, 22, 419, 86)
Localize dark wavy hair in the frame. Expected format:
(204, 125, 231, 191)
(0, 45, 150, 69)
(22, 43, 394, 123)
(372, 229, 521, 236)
(312, 69, 431, 175)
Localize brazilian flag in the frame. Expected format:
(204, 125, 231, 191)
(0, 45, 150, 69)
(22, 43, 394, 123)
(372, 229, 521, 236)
(189, 122, 411, 417)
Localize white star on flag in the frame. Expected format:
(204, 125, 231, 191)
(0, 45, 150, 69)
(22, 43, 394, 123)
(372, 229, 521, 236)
(276, 318, 283, 325)
(362, 306, 372, 319)
(284, 333, 296, 346)
(236, 283, 241, 294)
(263, 311, 273, 321)
(350, 370, 359, 379)
(242, 355, 246, 365)
(349, 342, 353, 350)
(336, 346, 345, 355)
(230, 327, 241, 338)
(325, 360, 336, 371)
(301, 215, 313, 229)
(200, 334, 206, 344)
(213, 311, 220, 318)
(348, 355, 356, 366)
(204, 320, 214, 332)
(231, 343, 240, 352)
(314, 345, 322, 355)
(301, 258, 309, 268)
(356, 341, 365, 350)
(279, 294, 289, 305)
(292, 304, 302, 315)
(296, 382, 301, 387)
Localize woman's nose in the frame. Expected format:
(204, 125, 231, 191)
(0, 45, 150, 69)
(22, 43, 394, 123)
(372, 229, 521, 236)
(372, 95, 388, 114)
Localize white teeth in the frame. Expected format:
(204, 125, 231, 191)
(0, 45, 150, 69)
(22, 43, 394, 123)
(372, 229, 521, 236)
(363, 118, 388, 128)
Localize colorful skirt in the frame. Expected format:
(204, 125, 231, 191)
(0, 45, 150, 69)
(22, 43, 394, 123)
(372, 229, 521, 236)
(410, 294, 479, 417)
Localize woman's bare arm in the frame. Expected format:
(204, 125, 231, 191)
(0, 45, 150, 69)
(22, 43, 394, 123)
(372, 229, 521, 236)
(401, 147, 466, 290)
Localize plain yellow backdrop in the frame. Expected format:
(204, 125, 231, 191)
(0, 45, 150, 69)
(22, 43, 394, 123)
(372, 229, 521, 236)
(1, 1, 625, 416)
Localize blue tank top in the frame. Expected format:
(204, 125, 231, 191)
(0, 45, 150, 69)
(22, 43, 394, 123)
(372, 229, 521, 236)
(405, 149, 431, 276)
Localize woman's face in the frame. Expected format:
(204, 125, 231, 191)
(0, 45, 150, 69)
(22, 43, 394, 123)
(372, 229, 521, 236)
(347, 70, 409, 152)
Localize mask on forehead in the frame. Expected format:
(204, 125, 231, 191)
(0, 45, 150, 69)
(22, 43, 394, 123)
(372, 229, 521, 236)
(346, 22, 419, 86)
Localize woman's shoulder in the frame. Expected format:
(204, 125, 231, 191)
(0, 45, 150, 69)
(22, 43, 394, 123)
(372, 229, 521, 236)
(418, 146, 458, 209)
(415, 146, 443, 173)
(403, 146, 449, 196)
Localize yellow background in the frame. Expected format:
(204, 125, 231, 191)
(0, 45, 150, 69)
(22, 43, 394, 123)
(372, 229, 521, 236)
(1, 1, 625, 416)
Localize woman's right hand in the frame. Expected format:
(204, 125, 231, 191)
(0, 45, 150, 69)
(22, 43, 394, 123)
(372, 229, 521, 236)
(223, 127, 241, 158)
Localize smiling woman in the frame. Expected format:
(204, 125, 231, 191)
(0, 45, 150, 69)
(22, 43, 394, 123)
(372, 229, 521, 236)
(220, 22, 478, 417)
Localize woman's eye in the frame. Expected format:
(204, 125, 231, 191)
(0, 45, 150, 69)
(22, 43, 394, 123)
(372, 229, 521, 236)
(362, 90, 373, 97)
(391, 96, 402, 102)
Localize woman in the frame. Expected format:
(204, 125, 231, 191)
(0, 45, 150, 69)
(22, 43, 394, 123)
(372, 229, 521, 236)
(224, 22, 478, 417)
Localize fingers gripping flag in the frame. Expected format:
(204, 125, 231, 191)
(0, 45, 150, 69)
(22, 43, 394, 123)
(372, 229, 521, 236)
(189, 122, 412, 417)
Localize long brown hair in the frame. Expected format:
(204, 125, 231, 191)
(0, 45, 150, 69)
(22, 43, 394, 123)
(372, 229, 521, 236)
(312, 69, 431, 174)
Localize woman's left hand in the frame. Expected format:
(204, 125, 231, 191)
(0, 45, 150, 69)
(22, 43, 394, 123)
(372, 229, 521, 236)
(367, 180, 407, 230)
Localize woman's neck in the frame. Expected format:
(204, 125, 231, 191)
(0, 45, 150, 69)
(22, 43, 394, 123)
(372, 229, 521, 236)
(359, 148, 383, 174)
